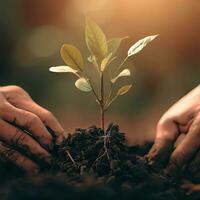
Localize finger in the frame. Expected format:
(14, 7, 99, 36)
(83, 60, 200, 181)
(0, 103, 53, 149)
(0, 119, 52, 164)
(174, 133, 185, 148)
(10, 100, 65, 144)
(181, 183, 195, 195)
(147, 118, 178, 165)
(179, 119, 193, 133)
(0, 142, 39, 175)
(181, 182, 200, 195)
(166, 116, 200, 174)
(187, 150, 200, 176)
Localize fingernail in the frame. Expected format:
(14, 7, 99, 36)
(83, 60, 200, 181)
(44, 155, 53, 165)
(55, 134, 65, 145)
(27, 167, 40, 176)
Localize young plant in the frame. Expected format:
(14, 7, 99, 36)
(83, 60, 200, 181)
(49, 18, 158, 133)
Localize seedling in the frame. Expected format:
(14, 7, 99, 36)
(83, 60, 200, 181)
(50, 17, 158, 137)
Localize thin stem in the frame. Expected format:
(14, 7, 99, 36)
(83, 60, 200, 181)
(105, 95, 118, 111)
(75, 72, 82, 78)
(104, 135, 110, 161)
(100, 105, 105, 132)
(100, 73, 105, 132)
(105, 83, 113, 107)
(91, 86, 101, 103)
(66, 150, 77, 166)
(116, 56, 129, 73)
(86, 78, 101, 103)
(92, 56, 101, 74)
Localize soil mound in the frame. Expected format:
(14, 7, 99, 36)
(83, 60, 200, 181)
(0, 124, 199, 200)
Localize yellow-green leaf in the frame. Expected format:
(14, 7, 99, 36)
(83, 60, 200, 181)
(117, 85, 132, 96)
(108, 36, 129, 55)
(60, 44, 84, 71)
(75, 78, 92, 92)
(101, 53, 112, 71)
(85, 18, 108, 61)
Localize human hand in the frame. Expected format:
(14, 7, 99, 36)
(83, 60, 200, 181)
(147, 84, 200, 174)
(0, 85, 65, 174)
(181, 180, 200, 195)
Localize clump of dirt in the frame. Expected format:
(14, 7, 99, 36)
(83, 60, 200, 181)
(0, 124, 199, 200)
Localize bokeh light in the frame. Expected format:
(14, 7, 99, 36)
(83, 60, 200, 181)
(28, 26, 65, 58)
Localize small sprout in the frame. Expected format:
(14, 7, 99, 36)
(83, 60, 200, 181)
(49, 17, 158, 132)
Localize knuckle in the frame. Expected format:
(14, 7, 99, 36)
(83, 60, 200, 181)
(6, 150, 18, 161)
(157, 116, 177, 141)
(0, 102, 11, 114)
(157, 116, 171, 129)
(12, 130, 27, 145)
(43, 110, 53, 119)
(26, 113, 39, 127)
(9, 85, 24, 93)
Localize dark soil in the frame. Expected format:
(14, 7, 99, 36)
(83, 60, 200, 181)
(0, 124, 199, 200)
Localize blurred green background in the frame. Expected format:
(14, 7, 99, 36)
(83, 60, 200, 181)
(0, 0, 200, 144)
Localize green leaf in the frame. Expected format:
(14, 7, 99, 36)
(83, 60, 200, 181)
(85, 17, 108, 61)
(101, 53, 112, 71)
(107, 36, 129, 55)
(117, 85, 132, 96)
(49, 66, 78, 74)
(111, 69, 131, 83)
(128, 35, 158, 57)
(60, 44, 84, 71)
(75, 78, 92, 92)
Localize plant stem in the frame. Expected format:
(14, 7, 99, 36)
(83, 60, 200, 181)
(87, 79, 101, 103)
(105, 95, 118, 111)
(99, 72, 111, 162)
(100, 105, 105, 132)
(116, 56, 129, 73)
(66, 150, 77, 167)
(100, 73, 105, 132)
